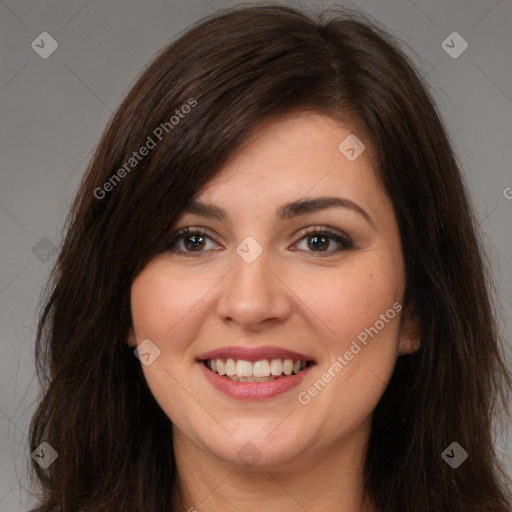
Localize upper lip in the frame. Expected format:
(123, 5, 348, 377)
(197, 345, 316, 363)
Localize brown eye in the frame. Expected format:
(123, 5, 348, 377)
(165, 228, 220, 256)
(182, 233, 206, 251)
(307, 233, 330, 251)
(293, 227, 354, 256)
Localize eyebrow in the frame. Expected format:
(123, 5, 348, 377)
(183, 196, 374, 227)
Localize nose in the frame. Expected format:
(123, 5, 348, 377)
(215, 246, 291, 332)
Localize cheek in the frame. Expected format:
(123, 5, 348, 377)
(288, 257, 404, 353)
(129, 264, 206, 424)
(130, 276, 169, 339)
(292, 269, 402, 430)
(292, 256, 404, 420)
(130, 261, 211, 348)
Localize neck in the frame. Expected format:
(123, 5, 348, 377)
(171, 420, 378, 512)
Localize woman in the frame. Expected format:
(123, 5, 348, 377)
(28, 4, 512, 511)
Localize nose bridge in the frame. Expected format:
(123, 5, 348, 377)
(216, 236, 290, 328)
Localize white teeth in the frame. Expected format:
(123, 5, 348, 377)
(253, 360, 271, 377)
(270, 359, 283, 376)
(225, 358, 237, 376)
(236, 359, 253, 377)
(282, 359, 293, 375)
(228, 375, 277, 382)
(206, 357, 310, 378)
(239, 376, 273, 382)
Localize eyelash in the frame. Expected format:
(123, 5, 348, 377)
(163, 226, 354, 258)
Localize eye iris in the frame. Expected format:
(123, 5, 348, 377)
(308, 234, 328, 251)
(185, 234, 205, 251)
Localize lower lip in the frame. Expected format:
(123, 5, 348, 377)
(198, 361, 314, 400)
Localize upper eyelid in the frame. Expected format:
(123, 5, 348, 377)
(168, 226, 216, 241)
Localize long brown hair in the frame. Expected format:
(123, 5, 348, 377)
(28, 4, 511, 511)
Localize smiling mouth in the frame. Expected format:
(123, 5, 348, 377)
(203, 358, 314, 382)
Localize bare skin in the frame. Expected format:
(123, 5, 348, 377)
(128, 112, 420, 511)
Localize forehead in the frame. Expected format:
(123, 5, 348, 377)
(191, 112, 387, 222)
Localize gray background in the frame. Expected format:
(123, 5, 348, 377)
(1, 0, 511, 510)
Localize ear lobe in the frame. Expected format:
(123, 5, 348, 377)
(127, 327, 137, 348)
(398, 302, 422, 356)
(399, 336, 421, 355)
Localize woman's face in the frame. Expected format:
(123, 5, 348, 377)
(128, 112, 418, 470)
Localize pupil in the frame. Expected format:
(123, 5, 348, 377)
(185, 234, 204, 250)
(309, 235, 327, 250)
